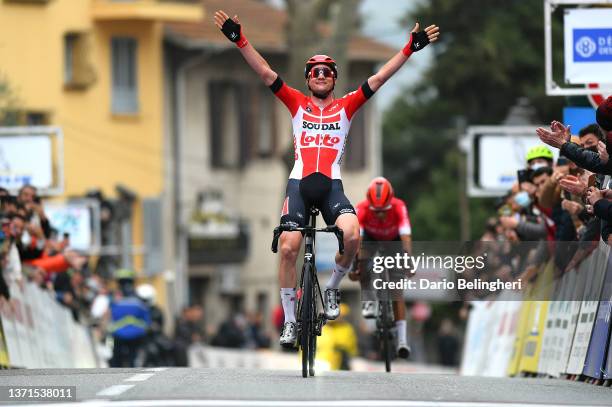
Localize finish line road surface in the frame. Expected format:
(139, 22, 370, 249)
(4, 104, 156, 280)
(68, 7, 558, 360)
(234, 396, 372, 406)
(0, 368, 610, 407)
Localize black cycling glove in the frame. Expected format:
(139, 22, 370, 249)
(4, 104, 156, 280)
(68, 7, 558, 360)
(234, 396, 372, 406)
(220, 18, 248, 48)
(402, 29, 430, 56)
(410, 30, 430, 52)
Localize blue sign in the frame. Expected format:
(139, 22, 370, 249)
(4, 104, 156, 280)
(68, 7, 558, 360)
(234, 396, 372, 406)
(573, 28, 612, 62)
(563, 107, 597, 134)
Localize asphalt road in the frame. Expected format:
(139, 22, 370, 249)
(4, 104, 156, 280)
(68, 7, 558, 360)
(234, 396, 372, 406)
(0, 368, 611, 407)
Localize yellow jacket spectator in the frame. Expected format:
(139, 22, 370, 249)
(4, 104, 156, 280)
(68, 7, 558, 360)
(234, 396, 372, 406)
(316, 304, 357, 370)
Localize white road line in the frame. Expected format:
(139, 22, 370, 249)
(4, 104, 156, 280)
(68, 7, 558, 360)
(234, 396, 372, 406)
(95, 385, 135, 397)
(15, 399, 607, 407)
(125, 373, 155, 382)
(144, 367, 168, 372)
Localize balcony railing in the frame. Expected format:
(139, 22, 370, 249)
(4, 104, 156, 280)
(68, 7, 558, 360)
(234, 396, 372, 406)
(92, 0, 203, 22)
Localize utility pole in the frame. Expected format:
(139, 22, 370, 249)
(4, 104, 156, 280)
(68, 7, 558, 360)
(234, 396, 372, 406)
(455, 116, 470, 241)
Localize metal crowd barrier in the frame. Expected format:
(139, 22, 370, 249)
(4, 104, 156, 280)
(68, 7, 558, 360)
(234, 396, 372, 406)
(461, 240, 612, 381)
(0, 281, 98, 369)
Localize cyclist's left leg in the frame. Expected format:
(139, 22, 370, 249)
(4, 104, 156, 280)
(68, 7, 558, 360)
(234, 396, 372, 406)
(357, 234, 377, 318)
(327, 212, 359, 283)
(320, 180, 359, 319)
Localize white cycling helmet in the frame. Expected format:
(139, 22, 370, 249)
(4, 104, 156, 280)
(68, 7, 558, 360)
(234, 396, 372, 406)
(136, 283, 156, 304)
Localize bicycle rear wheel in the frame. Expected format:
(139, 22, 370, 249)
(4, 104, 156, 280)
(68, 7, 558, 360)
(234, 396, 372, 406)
(381, 300, 391, 373)
(300, 263, 313, 378)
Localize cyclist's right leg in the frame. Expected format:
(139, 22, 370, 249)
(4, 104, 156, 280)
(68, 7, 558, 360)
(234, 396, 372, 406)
(278, 180, 306, 346)
(278, 232, 302, 347)
(279, 231, 303, 318)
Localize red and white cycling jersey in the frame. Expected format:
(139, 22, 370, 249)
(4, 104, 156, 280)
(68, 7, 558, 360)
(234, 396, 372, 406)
(271, 77, 373, 180)
(356, 197, 412, 241)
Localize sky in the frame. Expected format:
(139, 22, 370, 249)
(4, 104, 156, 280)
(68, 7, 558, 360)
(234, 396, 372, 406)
(266, 0, 434, 111)
(358, 0, 433, 110)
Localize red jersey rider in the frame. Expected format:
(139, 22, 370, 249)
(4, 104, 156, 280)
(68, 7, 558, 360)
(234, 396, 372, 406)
(350, 177, 413, 358)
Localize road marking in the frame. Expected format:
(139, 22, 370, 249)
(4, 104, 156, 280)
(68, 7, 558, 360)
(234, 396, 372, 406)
(144, 367, 168, 372)
(17, 399, 607, 407)
(95, 385, 135, 397)
(125, 373, 155, 382)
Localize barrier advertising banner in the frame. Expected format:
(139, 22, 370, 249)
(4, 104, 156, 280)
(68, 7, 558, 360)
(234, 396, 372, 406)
(539, 280, 563, 377)
(0, 282, 98, 369)
(582, 255, 612, 379)
(507, 296, 535, 376)
(518, 262, 555, 374)
(0, 315, 9, 367)
(461, 301, 494, 376)
(547, 274, 574, 377)
(0, 294, 22, 367)
(605, 319, 612, 380)
(559, 266, 589, 374)
(482, 294, 523, 377)
(566, 246, 609, 374)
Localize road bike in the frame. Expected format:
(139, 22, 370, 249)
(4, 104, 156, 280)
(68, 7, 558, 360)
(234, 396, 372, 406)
(375, 263, 396, 373)
(359, 248, 402, 372)
(272, 206, 344, 378)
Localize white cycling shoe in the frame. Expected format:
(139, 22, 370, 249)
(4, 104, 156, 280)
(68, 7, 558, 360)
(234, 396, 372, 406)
(361, 301, 377, 319)
(324, 288, 340, 320)
(279, 321, 297, 347)
(397, 340, 412, 359)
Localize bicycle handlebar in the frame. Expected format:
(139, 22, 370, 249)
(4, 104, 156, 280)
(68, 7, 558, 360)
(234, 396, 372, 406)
(271, 224, 344, 255)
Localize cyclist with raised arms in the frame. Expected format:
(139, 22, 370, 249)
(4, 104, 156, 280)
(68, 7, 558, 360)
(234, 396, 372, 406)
(349, 177, 413, 358)
(214, 10, 439, 347)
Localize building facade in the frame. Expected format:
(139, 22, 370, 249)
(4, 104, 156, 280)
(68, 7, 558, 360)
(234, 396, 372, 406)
(0, 0, 203, 317)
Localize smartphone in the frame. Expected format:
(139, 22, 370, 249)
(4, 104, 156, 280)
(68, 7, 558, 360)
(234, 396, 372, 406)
(517, 169, 533, 184)
(588, 174, 597, 188)
(562, 190, 571, 200)
(557, 157, 569, 166)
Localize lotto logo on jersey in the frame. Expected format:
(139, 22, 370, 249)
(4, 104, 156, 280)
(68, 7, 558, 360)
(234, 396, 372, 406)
(300, 131, 341, 147)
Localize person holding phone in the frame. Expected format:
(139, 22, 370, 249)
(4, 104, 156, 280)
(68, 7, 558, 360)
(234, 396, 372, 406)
(17, 185, 51, 239)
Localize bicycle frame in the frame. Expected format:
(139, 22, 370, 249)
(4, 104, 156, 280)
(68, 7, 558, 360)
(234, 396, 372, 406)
(271, 207, 344, 377)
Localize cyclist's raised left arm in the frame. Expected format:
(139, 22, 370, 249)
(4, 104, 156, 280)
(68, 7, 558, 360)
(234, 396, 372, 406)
(214, 10, 278, 86)
(367, 22, 440, 93)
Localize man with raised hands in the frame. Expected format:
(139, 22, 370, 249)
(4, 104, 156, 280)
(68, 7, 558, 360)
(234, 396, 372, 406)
(214, 9, 439, 347)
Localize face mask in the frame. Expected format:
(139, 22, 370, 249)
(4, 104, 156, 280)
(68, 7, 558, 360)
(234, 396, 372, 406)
(514, 191, 532, 208)
(530, 163, 548, 171)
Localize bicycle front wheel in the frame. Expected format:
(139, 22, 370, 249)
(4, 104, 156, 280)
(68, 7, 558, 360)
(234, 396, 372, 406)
(300, 263, 313, 378)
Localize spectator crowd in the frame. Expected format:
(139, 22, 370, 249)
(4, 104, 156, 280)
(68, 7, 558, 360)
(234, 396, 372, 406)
(0, 185, 274, 367)
(463, 96, 612, 296)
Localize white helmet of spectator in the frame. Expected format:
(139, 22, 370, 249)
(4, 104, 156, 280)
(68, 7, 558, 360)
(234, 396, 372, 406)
(136, 284, 156, 305)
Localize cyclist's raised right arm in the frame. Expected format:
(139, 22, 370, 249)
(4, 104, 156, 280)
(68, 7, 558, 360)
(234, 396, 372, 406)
(214, 10, 277, 86)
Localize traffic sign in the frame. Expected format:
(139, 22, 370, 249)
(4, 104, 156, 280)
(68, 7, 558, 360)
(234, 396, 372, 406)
(587, 83, 610, 109)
